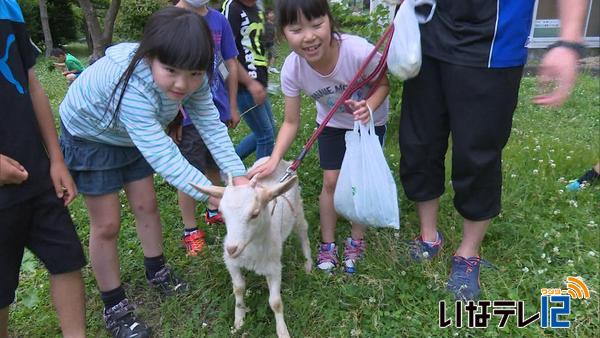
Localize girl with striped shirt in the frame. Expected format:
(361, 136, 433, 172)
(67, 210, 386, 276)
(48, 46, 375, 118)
(59, 8, 248, 337)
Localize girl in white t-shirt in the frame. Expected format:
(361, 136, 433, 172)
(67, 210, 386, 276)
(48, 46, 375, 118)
(249, 0, 390, 274)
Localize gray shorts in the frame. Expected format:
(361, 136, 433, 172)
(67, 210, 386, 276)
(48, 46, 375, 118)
(177, 125, 218, 174)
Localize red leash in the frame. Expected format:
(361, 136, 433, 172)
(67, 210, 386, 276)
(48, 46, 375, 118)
(280, 24, 396, 182)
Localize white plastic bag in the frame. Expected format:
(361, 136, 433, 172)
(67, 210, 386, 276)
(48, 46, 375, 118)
(334, 119, 400, 229)
(387, 0, 436, 80)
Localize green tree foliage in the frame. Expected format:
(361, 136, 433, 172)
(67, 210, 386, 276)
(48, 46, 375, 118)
(114, 0, 170, 41)
(18, 0, 78, 46)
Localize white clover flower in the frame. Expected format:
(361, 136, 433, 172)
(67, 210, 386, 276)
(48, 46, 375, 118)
(566, 156, 572, 160)
(537, 268, 546, 274)
(553, 247, 559, 253)
(544, 232, 549, 238)
(523, 146, 530, 150)
(511, 173, 517, 178)
(553, 210, 561, 215)
(522, 267, 529, 273)
(551, 163, 556, 168)
(369, 297, 376, 303)
(558, 190, 564, 194)
(539, 159, 544, 163)
(550, 149, 555, 153)
(350, 328, 361, 337)
(567, 260, 574, 267)
(588, 251, 596, 257)
(541, 253, 546, 259)
(558, 177, 566, 183)
(202, 323, 208, 328)
(568, 200, 578, 208)
(533, 169, 539, 175)
(401, 270, 406, 276)
(422, 252, 430, 258)
(547, 258, 552, 264)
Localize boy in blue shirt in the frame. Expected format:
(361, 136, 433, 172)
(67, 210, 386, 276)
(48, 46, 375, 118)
(0, 1, 86, 336)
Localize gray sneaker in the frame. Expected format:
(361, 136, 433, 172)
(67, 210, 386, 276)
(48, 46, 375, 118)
(147, 266, 187, 295)
(103, 299, 151, 338)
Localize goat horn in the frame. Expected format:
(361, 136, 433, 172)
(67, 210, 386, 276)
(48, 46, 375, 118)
(249, 175, 258, 188)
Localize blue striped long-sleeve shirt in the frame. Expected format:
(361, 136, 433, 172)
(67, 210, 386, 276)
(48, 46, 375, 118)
(59, 43, 246, 201)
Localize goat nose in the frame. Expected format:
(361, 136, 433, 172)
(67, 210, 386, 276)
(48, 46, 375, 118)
(226, 245, 238, 256)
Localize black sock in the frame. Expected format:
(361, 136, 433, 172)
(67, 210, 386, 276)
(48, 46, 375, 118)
(184, 227, 198, 236)
(144, 254, 165, 279)
(100, 285, 126, 310)
(579, 168, 600, 183)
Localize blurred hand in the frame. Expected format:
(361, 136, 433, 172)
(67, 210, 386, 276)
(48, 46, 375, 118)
(345, 99, 371, 124)
(227, 108, 241, 129)
(49, 160, 77, 205)
(0, 154, 28, 185)
(533, 46, 579, 107)
(247, 80, 266, 106)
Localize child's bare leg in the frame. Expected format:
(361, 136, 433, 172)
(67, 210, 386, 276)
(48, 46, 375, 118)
(0, 307, 8, 338)
(594, 162, 600, 174)
(455, 218, 490, 258)
(124, 176, 163, 257)
(417, 198, 440, 242)
(85, 192, 122, 291)
(350, 222, 365, 240)
(204, 168, 222, 210)
(177, 191, 198, 230)
(50, 270, 85, 338)
(320, 170, 340, 243)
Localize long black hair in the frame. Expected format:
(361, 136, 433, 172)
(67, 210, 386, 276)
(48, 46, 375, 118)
(107, 6, 214, 127)
(276, 0, 340, 43)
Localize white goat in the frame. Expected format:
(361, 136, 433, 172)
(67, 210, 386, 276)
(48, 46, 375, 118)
(191, 158, 312, 338)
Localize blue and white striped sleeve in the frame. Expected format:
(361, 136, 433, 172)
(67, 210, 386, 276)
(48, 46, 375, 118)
(117, 85, 211, 201)
(185, 78, 246, 177)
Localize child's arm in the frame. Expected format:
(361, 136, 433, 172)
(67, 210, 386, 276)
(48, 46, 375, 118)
(0, 154, 28, 186)
(225, 58, 240, 128)
(28, 69, 77, 205)
(248, 95, 301, 178)
(345, 75, 390, 124)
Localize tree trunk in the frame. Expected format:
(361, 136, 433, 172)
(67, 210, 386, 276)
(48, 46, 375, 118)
(38, 0, 53, 57)
(76, 0, 121, 60)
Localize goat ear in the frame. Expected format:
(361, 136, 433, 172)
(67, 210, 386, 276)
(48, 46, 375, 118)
(266, 175, 297, 201)
(189, 182, 224, 198)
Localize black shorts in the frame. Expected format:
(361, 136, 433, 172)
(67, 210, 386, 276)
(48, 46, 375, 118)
(317, 124, 387, 170)
(399, 55, 523, 220)
(177, 125, 218, 174)
(0, 188, 86, 307)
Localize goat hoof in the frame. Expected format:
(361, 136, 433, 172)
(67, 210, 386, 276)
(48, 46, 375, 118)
(304, 261, 312, 273)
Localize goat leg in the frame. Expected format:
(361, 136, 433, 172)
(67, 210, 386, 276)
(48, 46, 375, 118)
(227, 265, 247, 330)
(295, 211, 312, 273)
(266, 270, 290, 338)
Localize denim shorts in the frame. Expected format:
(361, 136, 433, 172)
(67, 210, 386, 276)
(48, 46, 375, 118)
(317, 124, 387, 170)
(60, 123, 154, 196)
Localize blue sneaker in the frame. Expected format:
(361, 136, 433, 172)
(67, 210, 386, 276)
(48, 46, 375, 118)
(446, 255, 492, 301)
(566, 180, 582, 192)
(409, 231, 444, 262)
(343, 238, 366, 275)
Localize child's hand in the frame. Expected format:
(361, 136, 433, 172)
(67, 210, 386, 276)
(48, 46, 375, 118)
(247, 158, 279, 179)
(227, 108, 241, 129)
(345, 99, 371, 124)
(0, 154, 28, 185)
(49, 161, 77, 206)
(247, 80, 267, 106)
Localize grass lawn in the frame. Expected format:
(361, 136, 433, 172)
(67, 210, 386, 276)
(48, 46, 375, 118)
(8, 50, 599, 337)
